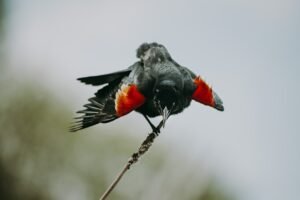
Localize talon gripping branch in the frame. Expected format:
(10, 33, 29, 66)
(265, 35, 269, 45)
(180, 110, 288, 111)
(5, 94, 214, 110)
(71, 43, 224, 132)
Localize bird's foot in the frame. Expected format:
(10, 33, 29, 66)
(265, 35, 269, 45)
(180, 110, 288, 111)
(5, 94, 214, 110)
(143, 114, 161, 136)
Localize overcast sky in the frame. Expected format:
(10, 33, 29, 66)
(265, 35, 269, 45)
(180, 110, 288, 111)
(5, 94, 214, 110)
(4, 0, 300, 199)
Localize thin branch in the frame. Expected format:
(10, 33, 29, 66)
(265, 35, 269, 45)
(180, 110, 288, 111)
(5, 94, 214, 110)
(99, 121, 164, 200)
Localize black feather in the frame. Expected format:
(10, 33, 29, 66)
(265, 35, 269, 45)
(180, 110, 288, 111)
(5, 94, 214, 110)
(78, 69, 131, 86)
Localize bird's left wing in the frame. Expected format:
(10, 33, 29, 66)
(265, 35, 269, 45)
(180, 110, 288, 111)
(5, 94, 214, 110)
(180, 66, 224, 111)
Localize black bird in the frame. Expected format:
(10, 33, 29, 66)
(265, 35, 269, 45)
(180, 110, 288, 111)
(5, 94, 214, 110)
(70, 42, 224, 132)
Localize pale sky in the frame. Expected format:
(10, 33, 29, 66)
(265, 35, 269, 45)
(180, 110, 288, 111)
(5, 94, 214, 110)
(4, 0, 300, 199)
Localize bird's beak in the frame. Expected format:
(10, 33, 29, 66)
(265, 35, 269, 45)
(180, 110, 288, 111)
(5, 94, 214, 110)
(213, 91, 224, 111)
(162, 107, 171, 128)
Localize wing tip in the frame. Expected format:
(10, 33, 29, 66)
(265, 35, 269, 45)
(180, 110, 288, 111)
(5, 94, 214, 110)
(77, 77, 99, 86)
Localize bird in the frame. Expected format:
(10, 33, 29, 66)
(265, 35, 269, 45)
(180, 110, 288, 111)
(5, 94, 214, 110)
(70, 42, 224, 133)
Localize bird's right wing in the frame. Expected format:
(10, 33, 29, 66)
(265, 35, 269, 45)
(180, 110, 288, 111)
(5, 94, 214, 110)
(70, 63, 147, 132)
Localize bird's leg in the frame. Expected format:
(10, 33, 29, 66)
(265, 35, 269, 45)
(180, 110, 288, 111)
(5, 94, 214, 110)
(143, 114, 161, 135)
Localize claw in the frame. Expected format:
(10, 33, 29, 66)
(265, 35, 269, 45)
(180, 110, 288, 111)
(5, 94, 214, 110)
(152, 126, 161, 135)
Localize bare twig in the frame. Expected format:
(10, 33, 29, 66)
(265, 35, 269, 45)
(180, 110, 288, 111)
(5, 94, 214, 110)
(99, 121, 164, 200)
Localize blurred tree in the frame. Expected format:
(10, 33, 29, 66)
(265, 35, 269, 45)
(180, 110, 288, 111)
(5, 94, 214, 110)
(196, 181, 233, 200)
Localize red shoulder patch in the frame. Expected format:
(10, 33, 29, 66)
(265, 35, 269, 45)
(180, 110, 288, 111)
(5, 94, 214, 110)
(192, 76, 214, 107)
(115, 84, 145, 116)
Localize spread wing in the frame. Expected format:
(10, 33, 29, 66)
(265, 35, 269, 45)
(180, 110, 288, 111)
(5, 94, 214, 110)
(70, 63, 146, 132)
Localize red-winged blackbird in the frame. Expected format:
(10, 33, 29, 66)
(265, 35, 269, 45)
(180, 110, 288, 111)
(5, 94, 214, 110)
(70, 42, 224, 132)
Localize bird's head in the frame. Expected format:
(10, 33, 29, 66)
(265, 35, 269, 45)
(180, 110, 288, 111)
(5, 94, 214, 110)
(153, 79, 182, 127)
(137, 42, 171, 64)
